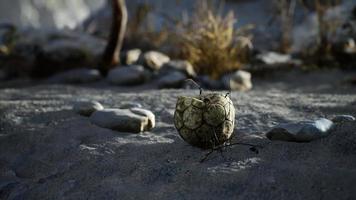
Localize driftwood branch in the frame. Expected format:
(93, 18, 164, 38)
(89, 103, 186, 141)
(100, 0, 128, 76)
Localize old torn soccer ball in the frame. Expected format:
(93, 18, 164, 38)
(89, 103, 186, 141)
(174, 93, 235, 149)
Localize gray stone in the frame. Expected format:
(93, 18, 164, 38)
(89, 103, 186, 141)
(48, 69, 102, 84)
(73, 101, 104, 116)
(120, 102, 143, 109)
(157, 71, 187, 89)
(140, 51, 170, 71)
(122, 49, 142, 65)
(222, 70, 253, 91)
(40, 37, 102, 64)
(130, 108, 155, 130)
(107, 65, 149, 86)
(332, 115, 355, 123)
(159, 60, 196, 77)
(90, 109, 154, 133)
(266, 118, 334, 142)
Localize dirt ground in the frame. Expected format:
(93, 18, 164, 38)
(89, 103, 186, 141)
(0, 69, 356, 200)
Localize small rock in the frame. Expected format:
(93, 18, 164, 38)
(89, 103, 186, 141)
(157, 71, 187, 89)
(141, 51, 170, 71)
(344, 38, 356, 54)
(120, 102, 143, 109)
(257, 52, 292, 65)
(90, 109, 154, 133)
(39, 39, 96, 64)
(159, 60, 196, 77)
(48, 69, 102, 83)
(266, 118, 334, 142)
(332, 115, 355, 123)
(130, 108, 155, 129)
(122, 49, 141, 65)
(107, 65, 150, 86)
(73, 101, 104, 116)
(222, 70, 253, 91)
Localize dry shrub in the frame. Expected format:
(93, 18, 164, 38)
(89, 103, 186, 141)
(174, 1, 253, 79)
(124, 3, 169, 50)
(300, 0, 343, 66)
(273, 0, 297, 53)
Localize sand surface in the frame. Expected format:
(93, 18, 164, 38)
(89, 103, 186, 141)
(0, 70, 356, 200)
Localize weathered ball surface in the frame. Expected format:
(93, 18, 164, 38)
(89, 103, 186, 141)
(174, 93, 235, 149)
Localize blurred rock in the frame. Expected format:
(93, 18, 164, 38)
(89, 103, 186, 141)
(257, 52, 292, 65)
(159, 60, 196, 78)
(73, 101, 104, 117)
(107, 65, 150, 86)
(14, 28, 105, 77)
(140, 51, 170, 71)
(157, 71, 187, 89)
(332, 115, 355, 124)
(266, 118, 334, 142)
(197, 75, 224, 90)
(344, 38, 356, 54)
(90, 109, 154, 133)
(122, 49, 142, 65)
(36, 39, 95, 76)
(47, 69, 102, 84)
(222, 70, 253, 91)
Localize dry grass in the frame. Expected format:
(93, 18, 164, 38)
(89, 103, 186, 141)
(173, 1, 253, 79)
(124, 3, 169, 50)
(300, 0, 343, 66)
(273, 0, 297, 53)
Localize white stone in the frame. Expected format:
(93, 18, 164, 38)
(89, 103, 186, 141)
(90, 109, 155, 133)
(130, 108, 155, 130)
(159, 60, 196, 77)
(120, 102, 143, 109)
(257, 52, 291, 65)
(73, 101, 104, 117)
(141, 51, 170, 71)
(332, 115, 355, 123)
(123, 49, 142, 65)
(222, 70, 252, 91)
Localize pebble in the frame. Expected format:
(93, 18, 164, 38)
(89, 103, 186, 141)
(266, 118, 334, 142)
(90, 108, 155, 133)
(332, 115, 355, 124)
(122, 49, 141, 65)
(140, 51, 170, 71)
(73, 101, 104, 116)
(130, 108, 156, 129)
(222, 70, 253, 91)
(159, 60, 196, 77)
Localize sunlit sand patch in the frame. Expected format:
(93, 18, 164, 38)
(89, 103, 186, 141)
(207, 157, 261, 174)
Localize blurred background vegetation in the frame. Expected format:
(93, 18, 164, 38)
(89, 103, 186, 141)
(0, 0, 355, 80)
